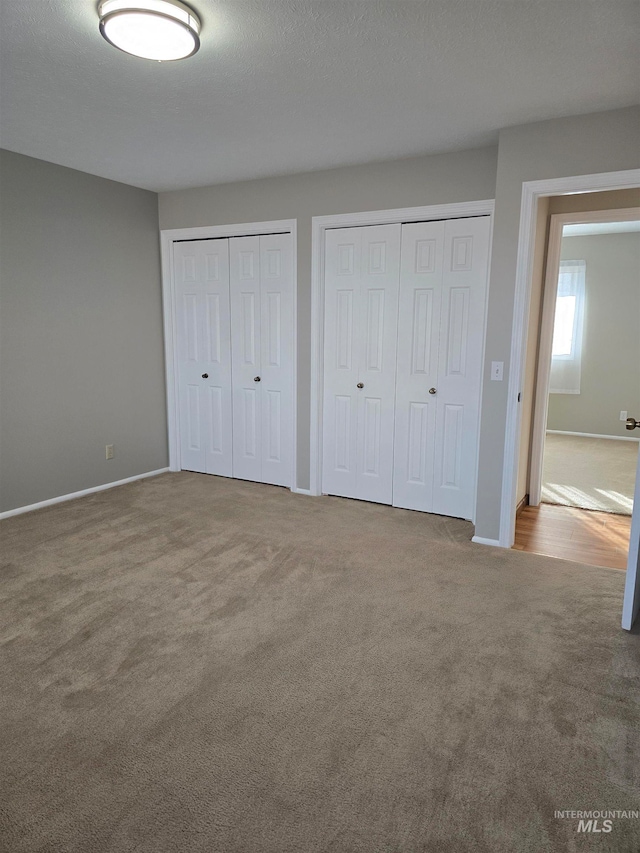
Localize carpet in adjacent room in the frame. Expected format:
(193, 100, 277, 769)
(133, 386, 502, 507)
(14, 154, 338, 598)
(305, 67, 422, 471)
(542, 432, 638, 515)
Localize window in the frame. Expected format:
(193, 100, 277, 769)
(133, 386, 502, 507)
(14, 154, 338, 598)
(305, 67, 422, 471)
(549, 260, 585, 394)
(552, 293, 577, 357)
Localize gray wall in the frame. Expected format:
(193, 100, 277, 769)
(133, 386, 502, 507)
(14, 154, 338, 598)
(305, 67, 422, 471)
(159, 146, 499, 490)
(0, 150, 167, 512)
(476, 106, 640, 540)
(547, 231, 640, 436)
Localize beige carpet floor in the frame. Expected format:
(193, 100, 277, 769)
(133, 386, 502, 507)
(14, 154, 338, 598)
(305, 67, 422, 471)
(542, 434, 638, 515)
(1, 472, 639, 853)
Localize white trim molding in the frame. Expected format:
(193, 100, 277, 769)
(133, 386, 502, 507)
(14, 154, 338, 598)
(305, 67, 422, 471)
(499, 169, 640, 548)
(472, 536, 501, 547)
(310, 199, 495, 498)
(0, 468, 171, 520)
(160, 219, 299, 490)
(546, 429, 640, 442)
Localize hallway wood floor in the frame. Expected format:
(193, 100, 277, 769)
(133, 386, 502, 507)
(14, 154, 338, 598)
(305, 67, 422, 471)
(514, 503, 632, 570)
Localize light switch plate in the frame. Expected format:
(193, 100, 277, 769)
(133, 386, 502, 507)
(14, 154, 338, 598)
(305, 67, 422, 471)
(491, 361, 504, 381)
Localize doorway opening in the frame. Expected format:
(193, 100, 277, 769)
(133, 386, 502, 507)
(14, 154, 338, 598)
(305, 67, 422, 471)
(515, 195, 640, 570)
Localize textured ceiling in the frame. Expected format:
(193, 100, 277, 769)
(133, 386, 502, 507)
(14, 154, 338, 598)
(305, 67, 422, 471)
(0, 1, 638, 192)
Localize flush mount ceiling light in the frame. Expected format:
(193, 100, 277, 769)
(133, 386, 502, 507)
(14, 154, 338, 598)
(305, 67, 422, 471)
(98, 0, 201, 61)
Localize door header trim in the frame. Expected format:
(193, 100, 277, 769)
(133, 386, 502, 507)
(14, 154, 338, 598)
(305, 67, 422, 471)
(161, 220, 296, 243)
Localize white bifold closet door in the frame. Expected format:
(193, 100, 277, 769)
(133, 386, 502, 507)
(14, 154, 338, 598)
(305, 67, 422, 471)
(229, 233, 294, 487)
(322, 224, 401, 504)
(393, 216, 491, 519)
(174, 239, 233, 476)
(322, 216, 490, 520)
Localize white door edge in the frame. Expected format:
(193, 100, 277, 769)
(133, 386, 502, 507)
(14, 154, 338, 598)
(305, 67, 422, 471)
(622, 449, 640, 631)
(160, 220, 298, 491)
(498, 169, 640, 550)
(310, 200, 495, 498)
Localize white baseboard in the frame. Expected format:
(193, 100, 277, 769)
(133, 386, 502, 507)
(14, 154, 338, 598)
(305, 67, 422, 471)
(291, 487, 313, 496)
(0, 468, 171, 520)
(472, 535, 502, 547)
(546, 429, 640, 442)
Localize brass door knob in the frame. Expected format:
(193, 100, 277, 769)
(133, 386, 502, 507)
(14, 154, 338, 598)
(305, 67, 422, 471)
(428, 387, 437, 395)
(202, 373, 209, 379)
(626, 417, 639, 430)
(254, 376, 261, 382)
(357, 383, 364, 389)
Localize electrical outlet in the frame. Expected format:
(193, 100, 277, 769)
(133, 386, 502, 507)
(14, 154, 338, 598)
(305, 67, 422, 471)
(620, 411, 628, 422)
(491, 361, 504, 381)
(105, 444, 114, 460)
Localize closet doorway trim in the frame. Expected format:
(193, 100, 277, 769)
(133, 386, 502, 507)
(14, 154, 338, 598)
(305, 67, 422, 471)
(310, 201, 495, 502)
(160, 219, 299, 491)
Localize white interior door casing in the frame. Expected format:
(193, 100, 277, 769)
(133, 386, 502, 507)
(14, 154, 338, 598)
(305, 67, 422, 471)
(322, 224, 402, 503)
(174, 239, 233, 476)
(230, 233, 294, 487)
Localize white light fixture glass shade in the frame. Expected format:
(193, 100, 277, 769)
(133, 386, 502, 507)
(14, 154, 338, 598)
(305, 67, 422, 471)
(98, 0, 201, 61)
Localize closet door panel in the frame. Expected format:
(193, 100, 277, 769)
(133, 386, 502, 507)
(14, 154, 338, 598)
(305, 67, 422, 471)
(175, 240, 232, 476)
(176, 253, 206, 473)
(356, 224, 401, 504)
(230, 236, 262, 482)
(260, 233, 294, 487)
(393, 222, 445, 512)
(201, 242, 232, 475)
(432, 216, 490, 519)
(322, 227, 361, 498)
